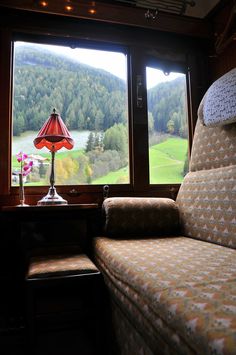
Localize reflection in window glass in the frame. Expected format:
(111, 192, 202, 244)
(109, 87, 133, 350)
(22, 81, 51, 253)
(146, 67, 188, 184)
(12, 42, 129, 186)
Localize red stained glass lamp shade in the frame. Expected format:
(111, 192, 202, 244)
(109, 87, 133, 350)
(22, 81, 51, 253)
(34, 108, 74, 152)
(33, 109, 74, 205)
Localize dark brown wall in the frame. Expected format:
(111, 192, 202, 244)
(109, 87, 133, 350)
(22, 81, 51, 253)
(209, 0, 236, 80)
(210, 42, 236, 80)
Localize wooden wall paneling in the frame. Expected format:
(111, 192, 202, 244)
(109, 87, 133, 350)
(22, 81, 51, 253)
(129, 47, 149, 191)
(0, 28, 12, 196)
(186, 51, 210, 139)
(209, 0, 236, 80)
(209, 40, 236, 80)
(0, 0, 212, 39)
(0, 6, 211, 53)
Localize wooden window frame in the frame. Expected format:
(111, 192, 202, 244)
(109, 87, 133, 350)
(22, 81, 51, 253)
(0, 8, 206, 206)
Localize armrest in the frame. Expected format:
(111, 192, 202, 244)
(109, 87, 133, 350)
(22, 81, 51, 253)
(102, 197, 180, 237)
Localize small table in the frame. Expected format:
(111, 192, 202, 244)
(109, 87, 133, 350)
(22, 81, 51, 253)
(1, 204, 104, 354)
(1, 203, 99, 254)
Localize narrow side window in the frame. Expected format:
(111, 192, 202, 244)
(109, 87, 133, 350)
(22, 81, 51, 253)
(146, 67, 189, 184)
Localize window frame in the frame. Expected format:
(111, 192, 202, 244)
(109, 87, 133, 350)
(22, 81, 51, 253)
(11, 34, 132, 189)
(0, 9, 204, 206)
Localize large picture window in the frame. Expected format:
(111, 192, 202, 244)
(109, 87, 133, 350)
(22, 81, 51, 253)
(12, 41, 129, 186)
(146, 67, 188, 184)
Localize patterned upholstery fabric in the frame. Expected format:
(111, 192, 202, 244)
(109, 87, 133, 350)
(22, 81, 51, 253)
(94, 236, 236, 355)
(176, 118, 236, 248)
(189, 119, 236, 172)
(93, 69, 236, 354)
(176, 165, 236, 249)
(110, 299, 154, 355)
(198, 68, 236, 127)
(27, 253, 99, 279)
(103, 197, 180, 237)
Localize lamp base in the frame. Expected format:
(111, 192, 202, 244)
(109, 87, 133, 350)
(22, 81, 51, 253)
(37, 186, 68, 206)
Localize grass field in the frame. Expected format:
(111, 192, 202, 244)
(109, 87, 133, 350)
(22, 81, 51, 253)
(93, 136, 188, 184)
(149, 137, 188, 184)
(12, 135, 188, 185)
(92, 167, 129, 184)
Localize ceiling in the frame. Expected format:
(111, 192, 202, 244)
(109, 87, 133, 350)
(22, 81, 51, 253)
(97, 0, 221, 18)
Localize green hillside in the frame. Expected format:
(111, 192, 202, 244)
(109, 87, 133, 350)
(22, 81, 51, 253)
(13, 44, 127, 136)
(148, 77, 188, 139)
(92, 137, 188, 184)
(149, 137, 188, 183)
(13, 44, 187, 138)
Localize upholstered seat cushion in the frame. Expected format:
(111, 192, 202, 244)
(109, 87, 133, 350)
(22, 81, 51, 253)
(27, 253, 99, 279)
(93, 236, 236, 354)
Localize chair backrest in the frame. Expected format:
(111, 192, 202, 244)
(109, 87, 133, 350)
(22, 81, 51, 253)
(176, 68, 236, 249)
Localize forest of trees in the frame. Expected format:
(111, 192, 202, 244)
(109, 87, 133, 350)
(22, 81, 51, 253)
(147, 77, 187, 139)
(13, 45, 127, 136)
(13, 45, 187, 138)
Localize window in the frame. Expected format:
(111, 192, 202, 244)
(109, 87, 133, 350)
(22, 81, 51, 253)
(0, 17, 197, 206)
(146, 67, 188, 184)
(12, 41, 129, 186)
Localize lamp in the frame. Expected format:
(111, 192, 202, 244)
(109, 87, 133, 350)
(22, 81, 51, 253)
(34, 108, 74, 205)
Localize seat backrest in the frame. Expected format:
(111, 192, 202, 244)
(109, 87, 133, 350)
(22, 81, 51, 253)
(176, 68, 236, 249)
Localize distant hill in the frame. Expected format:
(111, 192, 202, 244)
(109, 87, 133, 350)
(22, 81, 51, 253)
(13, 44, 187, 138)
(13, 45, 127, 135)
(148, 76, 188, 138)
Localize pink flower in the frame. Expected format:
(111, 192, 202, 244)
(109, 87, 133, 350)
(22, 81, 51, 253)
(16, 151, 33, 177)
(16, 151, 28, 162)
(23, 161, 33, 176)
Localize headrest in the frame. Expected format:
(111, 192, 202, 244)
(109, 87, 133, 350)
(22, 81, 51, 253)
(198, 68, 236, 127)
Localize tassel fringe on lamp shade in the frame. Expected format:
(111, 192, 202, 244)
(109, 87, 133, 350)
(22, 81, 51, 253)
(34, 108, 74, 205)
